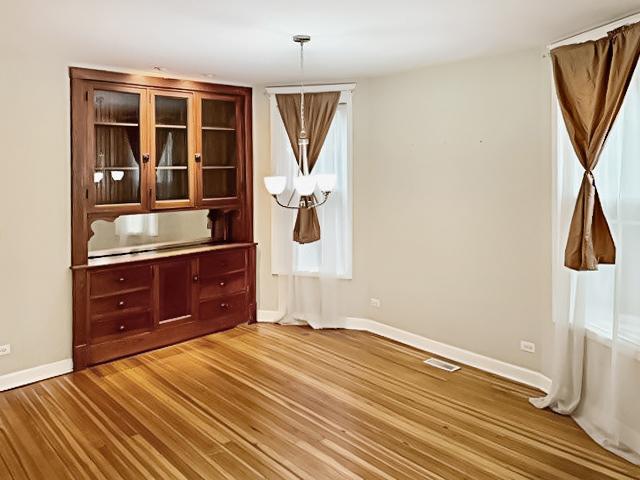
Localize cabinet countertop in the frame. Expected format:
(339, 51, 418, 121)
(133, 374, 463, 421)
(71, 242, 256, 270)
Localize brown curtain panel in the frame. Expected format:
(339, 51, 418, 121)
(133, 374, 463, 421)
(552, 22, 640, 270)
(276, 92, 341, 244)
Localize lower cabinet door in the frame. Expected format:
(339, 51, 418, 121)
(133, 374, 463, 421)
(157, 258, 197, 325)
(199, 292, 247, 330)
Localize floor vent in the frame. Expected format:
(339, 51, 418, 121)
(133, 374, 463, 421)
(424, 358, 461, 372)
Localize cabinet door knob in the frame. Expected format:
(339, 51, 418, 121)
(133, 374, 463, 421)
(195, 153, 202, 163)
(142, 153, 150, 163)
(220, 303, 230, 309)
(219, 281, 225, 287)
(119, 325, 125, 331)
(118, 277, 126, 283)
(193, 275, 199, 282)
(118, 300, 125, 307)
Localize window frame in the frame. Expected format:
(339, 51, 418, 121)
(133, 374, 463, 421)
(266, 84, 355, 278)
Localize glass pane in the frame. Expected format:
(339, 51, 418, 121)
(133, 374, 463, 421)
(94, 90, 139, 124)
(156, 129, 187, 167)
(202, 99, 235, 128)
(155, 96, 187, 126)
(159, 262, 191, 322)
(94, 169, 140, 204)
(93, 90, 141, 205)
(156, 169, 188, 200)
(203, 169, 236, 198)
(155, 95, 189, 201)
(202, 130, 236, 167)
(95, 125, 140, 168)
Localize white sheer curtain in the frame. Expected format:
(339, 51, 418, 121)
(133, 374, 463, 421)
(269, 93, 352, 328)
(532, 67, 640, 465)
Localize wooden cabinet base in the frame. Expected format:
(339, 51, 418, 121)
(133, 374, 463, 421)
(72, 243, 256, 370)
(78, 313, 244, 367)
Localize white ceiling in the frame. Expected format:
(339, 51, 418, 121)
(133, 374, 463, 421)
(5, 0, 640, 84)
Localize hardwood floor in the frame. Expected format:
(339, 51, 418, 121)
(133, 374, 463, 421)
(1, 324, 638, 479)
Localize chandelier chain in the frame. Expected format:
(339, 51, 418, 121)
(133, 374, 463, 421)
(300, 40, 305, 134)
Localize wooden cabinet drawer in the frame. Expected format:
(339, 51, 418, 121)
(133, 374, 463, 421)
(90, 265, 152, 297)
(199, 292, 247, 322)
(199, 250, 246, 277)
(91, 311, 152, 343)
(90, 288, 151, 317)
(199, 271, 247, 300)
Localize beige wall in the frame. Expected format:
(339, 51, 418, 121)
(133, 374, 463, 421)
(0, 51, 73, 376)
(0, 44, 553, 378)
(255, 48, 554, 372)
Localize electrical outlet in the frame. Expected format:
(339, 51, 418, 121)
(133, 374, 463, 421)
(370, 298, 381, 308)
(0, 344, 10, 356)
(520, 341, 535, 353)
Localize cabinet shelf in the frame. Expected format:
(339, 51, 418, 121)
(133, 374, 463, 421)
(156, 166, 188, 170)
(95, 121, 139, 127)
(202, 166, 236, 170)
(202, 126, 235, 131)
(156, 124, 187, 129)
(94, 166, 139, 171)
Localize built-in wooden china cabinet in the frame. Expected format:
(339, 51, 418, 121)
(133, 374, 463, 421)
(70, 68, 255, 370)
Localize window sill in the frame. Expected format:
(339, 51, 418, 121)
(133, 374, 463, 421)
(586, 327, 640, 362)
(272, 271, 352, 280)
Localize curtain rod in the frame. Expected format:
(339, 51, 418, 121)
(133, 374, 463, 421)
(547, 11, 640, 50)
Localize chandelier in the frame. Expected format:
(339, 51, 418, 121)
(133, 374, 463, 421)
(263, 35, 337, 210)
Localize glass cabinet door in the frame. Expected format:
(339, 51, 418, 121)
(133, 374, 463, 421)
(91, 87, 147, 208)
(151, 91, 194, 208)
(197, 96, 240, 203)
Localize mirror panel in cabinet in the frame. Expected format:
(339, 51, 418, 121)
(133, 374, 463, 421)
(154, 95, 189, 201)
(201, 98, 238, 199)
(93, 90, 142, 205)
(88, 210, 212, 256)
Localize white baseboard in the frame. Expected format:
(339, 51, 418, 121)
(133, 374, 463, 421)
(257, 312, 551, 393)
(0, 358, 73, 392)
(345, 318, 551, 393)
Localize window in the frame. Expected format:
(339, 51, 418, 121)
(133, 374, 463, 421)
(269, 88, 353, 278)
(555, 68, 640, 346)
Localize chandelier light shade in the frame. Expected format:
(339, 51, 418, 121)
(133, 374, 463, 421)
(93, 171, 104, 183)
(293, 175, 317, 196)
(264, 34, 336, 213)
(264, 175, 287, 195)
(316, 173, 337, 193)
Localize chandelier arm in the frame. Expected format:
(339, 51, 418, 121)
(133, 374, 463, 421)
(272, 195, 302, 210)
(313, 192, 330, 208)
(285, 189, 296, 207)
(270, 192, 331, 210)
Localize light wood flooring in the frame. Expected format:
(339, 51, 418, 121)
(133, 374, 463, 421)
(1, 324, 639, 479)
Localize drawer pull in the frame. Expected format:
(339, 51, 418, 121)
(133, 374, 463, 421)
(193, 275, 199, 282)
(219, 281, 226, 287)
(220, 303, 230, 309)
(119, 325, 125, 331)
(118, 277, 126, 283)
